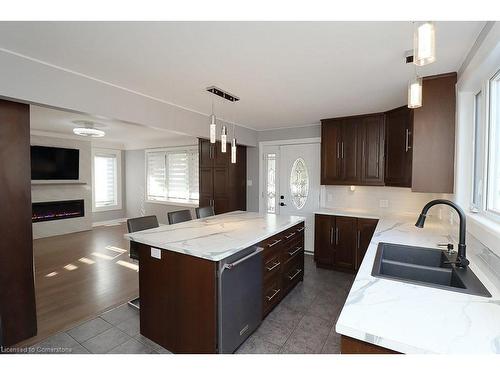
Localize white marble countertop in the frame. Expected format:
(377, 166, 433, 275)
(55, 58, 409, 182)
(124, 211, 305, 262)
(322, 208, 500, 353)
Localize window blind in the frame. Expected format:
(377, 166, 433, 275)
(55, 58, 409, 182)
(146, 148, 199, 202)
(94, 154, 117, 207)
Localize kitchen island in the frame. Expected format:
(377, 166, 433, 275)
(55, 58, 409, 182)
(125, 211, 305, 354)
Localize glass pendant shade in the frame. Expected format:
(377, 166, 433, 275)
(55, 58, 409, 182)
(209, 114, 217, 143)
(408, 76, 423, 109)
(231, 138, 237, 163)
(413, 22, 436, 66)
(221, 126, 227, 152)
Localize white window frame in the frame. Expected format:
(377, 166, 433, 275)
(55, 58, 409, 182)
(145, 146, 199, 207)
(92, 148, 122, 212)
(485, 69, 500, 220)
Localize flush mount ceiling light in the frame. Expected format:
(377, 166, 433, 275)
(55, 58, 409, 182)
(413, 21, 436, 66)
(72, 120, 105, 137)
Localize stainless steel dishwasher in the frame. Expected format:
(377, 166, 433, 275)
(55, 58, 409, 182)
(217, 245, 263, 354)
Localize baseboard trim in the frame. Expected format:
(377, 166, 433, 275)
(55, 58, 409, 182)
(92, 218, 128, 227)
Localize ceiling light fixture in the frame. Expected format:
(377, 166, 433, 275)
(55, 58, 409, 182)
(72, 120, 105, 137)
(408, 74, 423, 109)
(231, 125, 237, 164)
(413, 21, 436, 66)
(221, 125, 227, 153)
(209, 98, 217, 144)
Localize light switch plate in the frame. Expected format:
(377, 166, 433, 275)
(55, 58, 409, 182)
(379, 199, 389, 208)
(247, 179, 253, 187)
(151, 247, 162, 260)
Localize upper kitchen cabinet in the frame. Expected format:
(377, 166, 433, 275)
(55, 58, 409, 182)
(384, 106, 413, 187)
(321, 113, 384, 186)
(411, 73, 457, 193)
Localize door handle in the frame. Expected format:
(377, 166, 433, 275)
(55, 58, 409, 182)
(329, 227, 334, 245)
(335, 227, 339, 245)
(357, 230, 361, 249)
(337, 142, 340, 159)
(341, 142, 345, 159)
(280, 202, 287, 206)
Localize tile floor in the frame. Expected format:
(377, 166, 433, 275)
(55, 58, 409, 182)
(28, 255, 354, 354)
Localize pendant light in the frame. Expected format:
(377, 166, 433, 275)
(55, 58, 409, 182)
(413, 21, 436, 66)
(231, 125, 237, 164)
(221, 125, 227, 153)
(209, 98, 217, 143)
(408, 73, 422, 109)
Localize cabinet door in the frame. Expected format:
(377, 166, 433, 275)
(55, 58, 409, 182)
(384, 106, 412, 187)
(199, 167, 214, 208)
(213, 141, 230, 168)
(333, 216, 356, 271)
(314, 214, 334, 266)
(321, 120, 342, 184)
(359, 115, 385, 185)
(341, 119, 359, 184)
(355, 218, 378, 270)
(199, 138, 213, 168)
(213, 167, 230, 214)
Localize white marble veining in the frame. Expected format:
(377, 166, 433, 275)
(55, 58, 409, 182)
(124, 211, 305, 262)
(318, 208, 500, 354)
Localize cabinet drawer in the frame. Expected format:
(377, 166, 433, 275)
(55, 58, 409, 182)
(263, 248, 282, 282)
(283, 256, 304, 292)
(263, 277, 282, 316)
(283, 242, 304, 264)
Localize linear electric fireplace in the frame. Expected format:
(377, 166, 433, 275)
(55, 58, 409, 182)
(32, 199, 85, 223)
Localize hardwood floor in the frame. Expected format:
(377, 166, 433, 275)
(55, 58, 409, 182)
(19, 223, 138, 346)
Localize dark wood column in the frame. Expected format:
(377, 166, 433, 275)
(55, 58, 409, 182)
(0, 99, 37, 346)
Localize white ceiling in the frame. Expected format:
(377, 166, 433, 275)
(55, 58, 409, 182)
(0, 21, 485, 130)
(30, 105, 197, 150)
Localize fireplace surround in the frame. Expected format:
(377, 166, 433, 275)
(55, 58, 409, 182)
(32, 199, 85, 223)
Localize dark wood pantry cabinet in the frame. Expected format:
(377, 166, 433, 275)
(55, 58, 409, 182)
(314, 214, 377, 273)
(198, 138, 246, 214)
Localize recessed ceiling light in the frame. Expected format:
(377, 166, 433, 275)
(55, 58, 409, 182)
(72, 120, 106, 137)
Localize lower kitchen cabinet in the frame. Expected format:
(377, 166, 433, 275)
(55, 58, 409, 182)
(314, 214, 378, 273)
(261, 223, 305, 318)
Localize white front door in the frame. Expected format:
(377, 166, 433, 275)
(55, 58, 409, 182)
(262, 142, 320, 251)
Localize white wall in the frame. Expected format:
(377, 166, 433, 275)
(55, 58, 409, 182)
(31, 134, 93, 238)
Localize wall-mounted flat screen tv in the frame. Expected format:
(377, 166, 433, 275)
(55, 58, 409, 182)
(31, 145, 80, 180)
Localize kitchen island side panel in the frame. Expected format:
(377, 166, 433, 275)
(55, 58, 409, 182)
(138, 243, 217, 354)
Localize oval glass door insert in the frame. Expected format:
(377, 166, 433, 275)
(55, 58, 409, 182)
(290, 157, 309, 209)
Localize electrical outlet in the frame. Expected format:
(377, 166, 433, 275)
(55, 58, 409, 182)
(247, 179, 253, 187)
(151, 247, 162, 260)
(379, 199, 389, 208)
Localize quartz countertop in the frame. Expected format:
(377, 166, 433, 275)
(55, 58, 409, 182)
(124, 211, 305, 262)
(320, 208, 500, 353)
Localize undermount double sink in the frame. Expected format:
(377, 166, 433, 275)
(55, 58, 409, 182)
(371, 242, 491, 297)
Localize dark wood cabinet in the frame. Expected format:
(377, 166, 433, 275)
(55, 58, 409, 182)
(0, 99, 37, 346)
(358, 115, 385, 185)
(321, 113, 384, 186)
(333, 216, 357, 271)
(412, 72, 457, 193)
(355, 218, 378, 270)
(315, 214, 378, 273)
(314, 214, 335, 266)
(198, 139, 246, 214)
(384, 106, 413, 187)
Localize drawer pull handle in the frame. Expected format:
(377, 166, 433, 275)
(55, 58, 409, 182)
(266, 288, 281, 301)
(296, 227, 305, 233)
(288, 246, 302, 257)
(288, 268, 302, 281)
(266, 261, 281, 271)
(268, 239, 282, 248)
(285, 232, 296, 239)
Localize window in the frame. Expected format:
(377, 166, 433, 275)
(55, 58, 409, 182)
(146, 147, 199, 204)
(92, 149, 122, 211)
(265, 153, 277, 213)
(487, 70, 500, 216)
(472, 90, 485, 212)
(290, 157, 309, 210)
